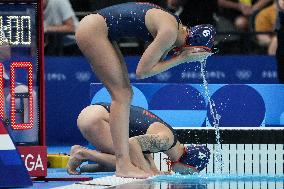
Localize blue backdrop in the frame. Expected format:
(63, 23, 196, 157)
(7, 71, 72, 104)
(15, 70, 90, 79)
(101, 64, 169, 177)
(90, 83, 284, 128)
(44, 55, 280, 145)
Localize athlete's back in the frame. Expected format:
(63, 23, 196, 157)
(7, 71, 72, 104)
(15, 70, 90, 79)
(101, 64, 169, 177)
(97, 2, 180, 41)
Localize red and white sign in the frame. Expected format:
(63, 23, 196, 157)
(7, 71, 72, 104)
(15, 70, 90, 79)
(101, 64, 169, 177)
(18, 146, 47, 177)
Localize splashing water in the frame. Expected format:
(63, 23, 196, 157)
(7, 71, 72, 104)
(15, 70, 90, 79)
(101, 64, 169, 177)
(200, 59, 223, 174)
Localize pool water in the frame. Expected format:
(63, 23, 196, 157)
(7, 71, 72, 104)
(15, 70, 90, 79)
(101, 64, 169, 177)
(150, 174, 284, 189)
(105, 174, 284, 189)
(153, 174, 284, 182)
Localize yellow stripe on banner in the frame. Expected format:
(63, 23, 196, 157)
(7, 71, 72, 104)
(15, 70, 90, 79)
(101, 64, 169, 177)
(0, 135, 16, 150)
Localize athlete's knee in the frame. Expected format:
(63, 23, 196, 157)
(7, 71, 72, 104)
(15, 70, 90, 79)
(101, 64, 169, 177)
(77, 106, 103, 133)
(76, 14, 104, 47)
(75, 15, 93, 46)
(75, 25, 87, 48)
(77, 113, 90, 133)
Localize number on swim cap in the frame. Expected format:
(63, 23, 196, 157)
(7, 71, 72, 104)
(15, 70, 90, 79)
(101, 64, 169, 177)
(202, 30, 211, 37)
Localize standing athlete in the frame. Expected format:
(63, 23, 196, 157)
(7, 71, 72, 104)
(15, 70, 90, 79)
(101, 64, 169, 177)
(75, 2, 215, 178)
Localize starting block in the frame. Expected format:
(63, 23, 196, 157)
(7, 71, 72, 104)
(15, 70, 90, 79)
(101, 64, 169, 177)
(0, 121, 32, 188)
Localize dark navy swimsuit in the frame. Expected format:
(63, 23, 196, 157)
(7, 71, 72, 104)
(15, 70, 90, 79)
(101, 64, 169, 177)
(93, 102, 178, 153)
(97, 2, 181, 42)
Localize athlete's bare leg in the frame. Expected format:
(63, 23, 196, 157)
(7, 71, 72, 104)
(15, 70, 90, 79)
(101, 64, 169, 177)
(76, 105, 156, 175)
(67, 144, 116, 175)
(77, 105, 115, 154)
(75, 14, 149, 178)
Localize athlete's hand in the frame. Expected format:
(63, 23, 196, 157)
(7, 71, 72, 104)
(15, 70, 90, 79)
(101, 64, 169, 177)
(129, 138, 154, 176)
(179, 47, 212, 63)
(239, 4, 253, 16)
(144, 154, 163, 176)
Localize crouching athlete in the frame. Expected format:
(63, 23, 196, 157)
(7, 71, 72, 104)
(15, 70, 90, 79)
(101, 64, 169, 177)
(67, 102, 210, 176)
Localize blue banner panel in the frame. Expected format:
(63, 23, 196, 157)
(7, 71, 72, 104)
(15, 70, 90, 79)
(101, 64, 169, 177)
(45, 55, 279, 85)
(90, 83, 284, 128)
(44, 55, 279, 145)
(124, 55, 279, 84)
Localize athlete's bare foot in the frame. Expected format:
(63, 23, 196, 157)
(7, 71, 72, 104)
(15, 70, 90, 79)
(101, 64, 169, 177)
(70, 145, 86, 156)
(115, 161, 150, 179)
(67, 145, 87, 175)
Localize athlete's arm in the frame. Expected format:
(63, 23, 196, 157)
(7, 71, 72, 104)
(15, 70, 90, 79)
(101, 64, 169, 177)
(160, 48, 172, 61)
(132, 134, 172, 153)
(136, 27, 180, 79)
(144, 154, 162, 175)
(136, 28, 210, 79)
(128, 138, 153, 174)
(218, 0, 245, 11)
(252, 0, 272, 12)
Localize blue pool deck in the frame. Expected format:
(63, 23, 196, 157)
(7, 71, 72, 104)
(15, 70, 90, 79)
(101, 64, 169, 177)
(24, 171, 284, 189)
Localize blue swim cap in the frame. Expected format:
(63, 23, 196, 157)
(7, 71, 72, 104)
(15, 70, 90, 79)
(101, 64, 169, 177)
(187, 24, 216, 51)
(179, 144, 210, 172)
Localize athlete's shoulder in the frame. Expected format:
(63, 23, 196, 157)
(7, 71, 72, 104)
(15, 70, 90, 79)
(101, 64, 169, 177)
(146, 7, 180, 28)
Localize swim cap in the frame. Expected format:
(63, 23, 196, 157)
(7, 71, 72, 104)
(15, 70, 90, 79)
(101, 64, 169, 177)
(187, 24, 216, 52)
(178, 145, 210, 172)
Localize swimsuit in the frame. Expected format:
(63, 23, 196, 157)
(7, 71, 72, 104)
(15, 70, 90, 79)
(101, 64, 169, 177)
(93, 102, 178, 153)
(97, 2, 181, 42)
